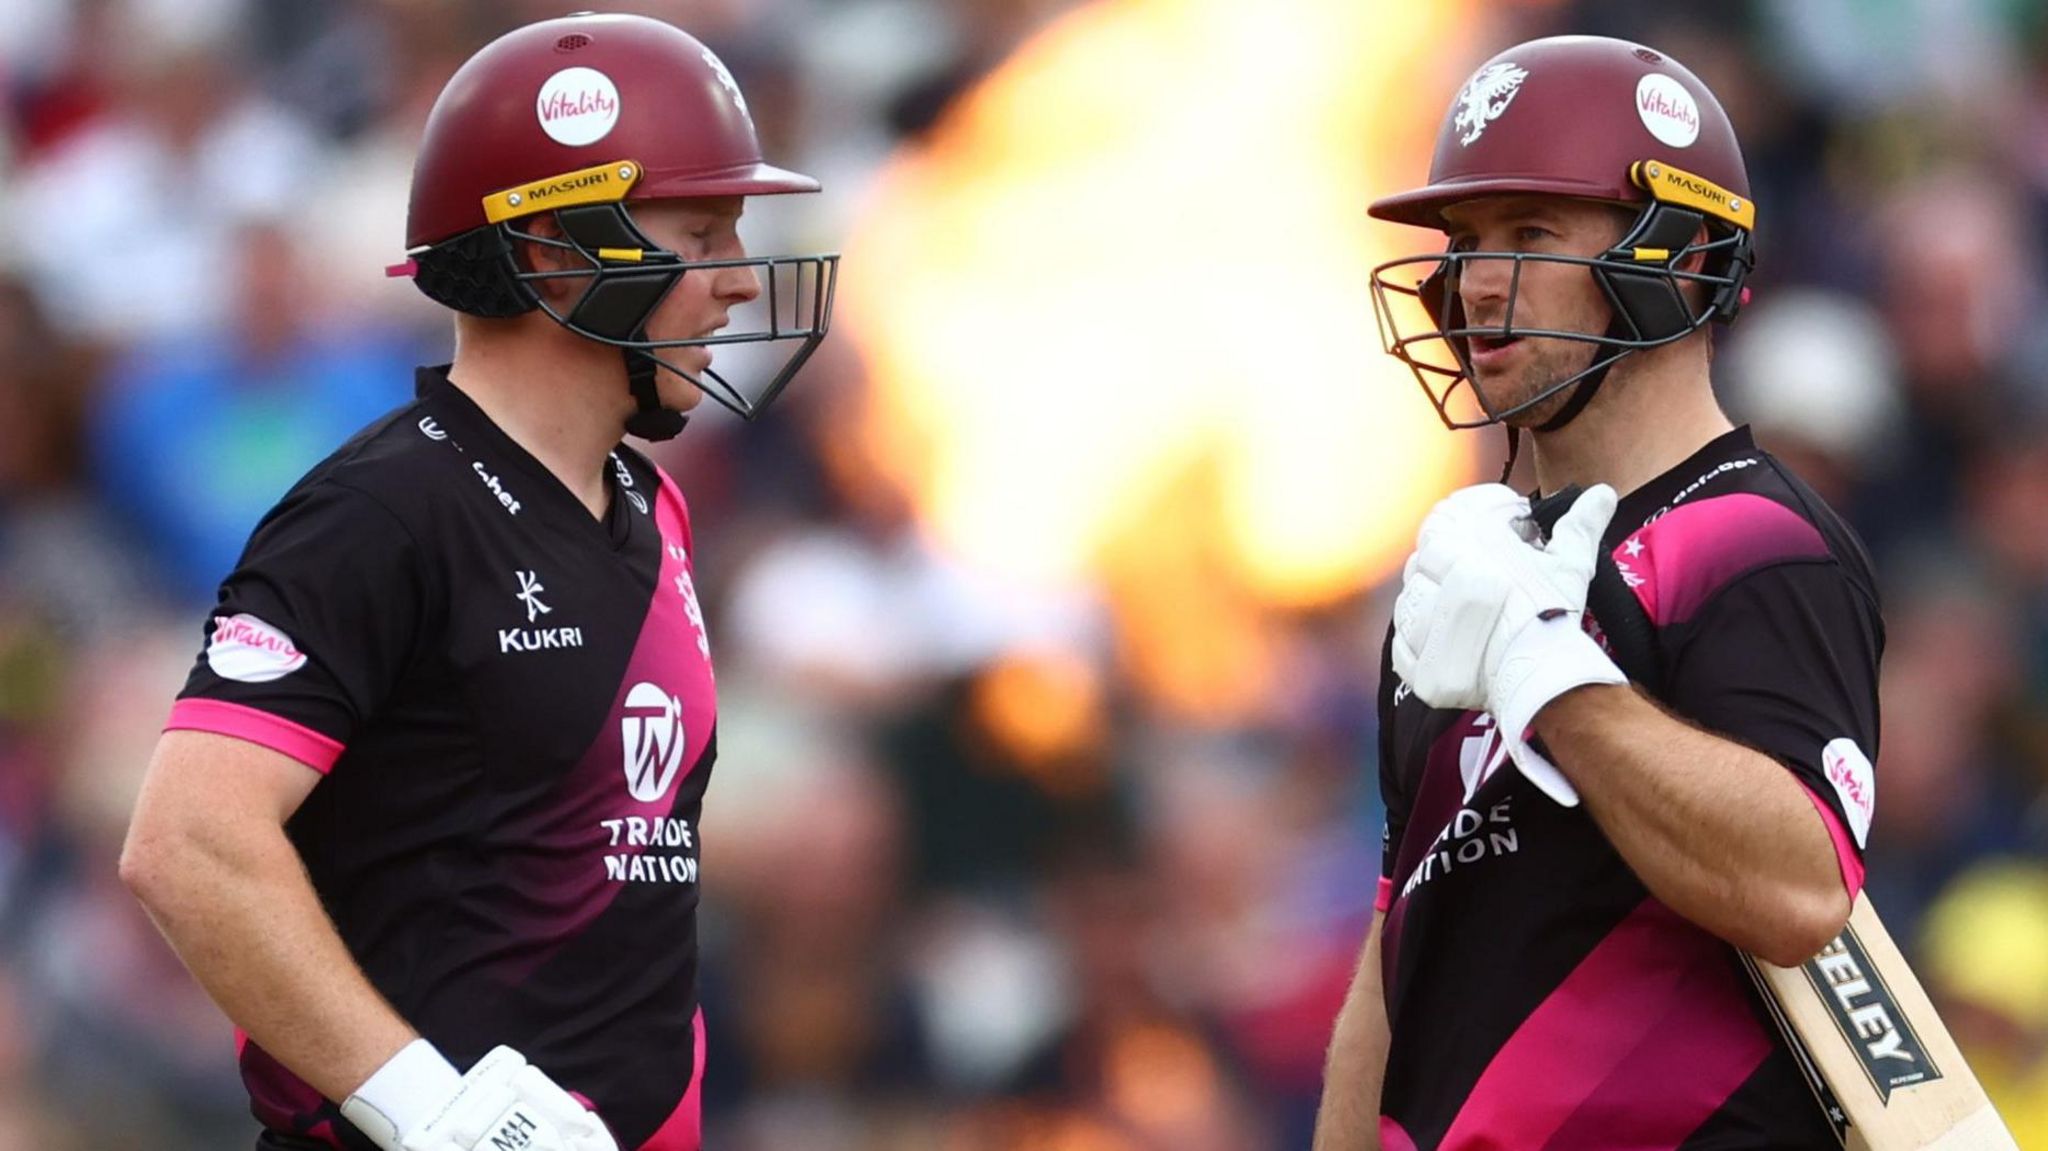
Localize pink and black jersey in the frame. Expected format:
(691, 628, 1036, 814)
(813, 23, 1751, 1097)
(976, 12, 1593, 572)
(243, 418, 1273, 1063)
(1374, 428, 1884, 1150)
(170, 367, 717, 1151)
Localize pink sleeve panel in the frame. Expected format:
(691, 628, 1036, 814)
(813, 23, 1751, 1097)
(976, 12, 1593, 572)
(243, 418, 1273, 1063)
(1374, 876, 1395, 914)
(164, 699, 344, 775)
(1799, 783, 1867, 900)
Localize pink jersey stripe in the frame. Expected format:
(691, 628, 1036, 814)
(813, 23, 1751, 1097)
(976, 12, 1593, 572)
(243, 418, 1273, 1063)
(1441, 898, 1773, 1149)
(1374, 875, 1394, 913)
(638, 1007, 706, 1150)
(1800, 784, 1867, 898)
(1616, 492, 1830, 626)
(166, 699, 344, 774)
(1379, 1116, 1418, 1151)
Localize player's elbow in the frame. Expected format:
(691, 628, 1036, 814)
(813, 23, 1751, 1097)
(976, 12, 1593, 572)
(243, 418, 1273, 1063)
(1752, 884, 1853, 968)
(118, 819, 178, 910)
(119, 803, 209, 915)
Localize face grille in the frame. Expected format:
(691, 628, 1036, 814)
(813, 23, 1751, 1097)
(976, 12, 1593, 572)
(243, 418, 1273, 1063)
(556, 33, 592, 52)
(1633, 47, 1663, 64)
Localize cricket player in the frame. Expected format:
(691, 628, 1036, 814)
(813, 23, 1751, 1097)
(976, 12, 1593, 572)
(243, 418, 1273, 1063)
(118, 13, 835, 1151)
(1314, 35, 1883, 1149)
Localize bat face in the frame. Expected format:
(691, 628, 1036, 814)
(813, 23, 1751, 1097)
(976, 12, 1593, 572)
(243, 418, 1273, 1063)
(1802, 928, 1937, 1101)
(1744, 894, 2019, 1151)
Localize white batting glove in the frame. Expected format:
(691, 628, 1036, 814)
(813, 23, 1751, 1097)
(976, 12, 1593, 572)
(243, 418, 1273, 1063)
(342, 1041, 618, 1151)
(1390, 483, 1627, 804)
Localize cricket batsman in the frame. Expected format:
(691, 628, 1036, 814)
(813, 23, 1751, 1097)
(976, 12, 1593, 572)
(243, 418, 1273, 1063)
(1314, 35, 1884, 1149)
(119, 13, 836, 1150)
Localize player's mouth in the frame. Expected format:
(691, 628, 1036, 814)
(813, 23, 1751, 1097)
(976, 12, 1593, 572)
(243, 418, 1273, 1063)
(1466, 332, 1524, 368)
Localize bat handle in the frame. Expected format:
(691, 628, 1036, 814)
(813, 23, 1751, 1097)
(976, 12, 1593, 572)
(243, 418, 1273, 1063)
(1526, 484, 1664, 693)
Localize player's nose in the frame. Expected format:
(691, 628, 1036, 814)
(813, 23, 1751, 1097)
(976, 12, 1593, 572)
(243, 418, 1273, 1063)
(717, 260, 761, 305)
(1456, 253, 1513, 317)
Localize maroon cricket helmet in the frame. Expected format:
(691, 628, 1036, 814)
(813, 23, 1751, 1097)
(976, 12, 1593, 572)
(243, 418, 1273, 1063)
(407, 12, 816, 250)
(1371, 35, 1750, 229)
(1367, 35, 1757, 435)
(398, 12, 838, 434)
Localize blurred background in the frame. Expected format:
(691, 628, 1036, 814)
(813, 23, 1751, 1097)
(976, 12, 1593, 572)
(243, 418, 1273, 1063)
(2, 0, 2046, 1146)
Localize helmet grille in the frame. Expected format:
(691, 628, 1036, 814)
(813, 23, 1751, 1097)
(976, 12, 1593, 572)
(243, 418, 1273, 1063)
(556, 33, 592, 52)
(1633, 47, 1663, 64)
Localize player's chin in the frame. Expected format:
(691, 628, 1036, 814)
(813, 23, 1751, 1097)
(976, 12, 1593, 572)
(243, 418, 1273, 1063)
(1470, 370, 1541, 426)
(658, 376, 706, 411)
(1500, 380, 1584, 429)
(659, 351, 712, 408)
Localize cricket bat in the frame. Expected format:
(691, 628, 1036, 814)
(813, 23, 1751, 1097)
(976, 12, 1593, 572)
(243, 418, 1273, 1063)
(1741, 892, 2018, 1149)
(1524, 487, 2020, 1150)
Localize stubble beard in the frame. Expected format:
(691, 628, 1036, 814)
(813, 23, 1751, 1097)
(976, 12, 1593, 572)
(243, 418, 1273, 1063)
(1472, 336, 1603, 429)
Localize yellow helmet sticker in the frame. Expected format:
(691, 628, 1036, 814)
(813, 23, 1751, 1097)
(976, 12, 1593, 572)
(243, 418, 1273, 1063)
(1630, 160, 1755, 230)
(482, 160, 642, 224)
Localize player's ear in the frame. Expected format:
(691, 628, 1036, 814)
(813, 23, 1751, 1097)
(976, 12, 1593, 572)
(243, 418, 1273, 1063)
(1676, 222, 1713, 273)
(1680, 222, 1719, 314)
(513, 214, 586, 307)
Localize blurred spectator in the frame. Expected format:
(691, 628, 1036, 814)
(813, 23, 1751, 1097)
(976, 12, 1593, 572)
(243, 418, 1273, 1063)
(1863, 560, 2036, 931)
(90, 219, 418, 604)
(0, 274, 148, 634)
(1919, 859, 2048, 1148)
(1719, 287, 1905, 514)
(9, 3, 324, 345)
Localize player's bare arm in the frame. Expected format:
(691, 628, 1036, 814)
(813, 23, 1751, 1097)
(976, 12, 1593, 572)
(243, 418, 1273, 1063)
(120, 730, 415, 1103)
(1530, 686, 1849, 966)
(1312, 911, 1387, 1151)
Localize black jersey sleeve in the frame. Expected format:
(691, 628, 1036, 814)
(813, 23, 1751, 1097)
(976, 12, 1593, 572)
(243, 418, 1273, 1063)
(168, 480, 433, 772)
(1377, 623, 1408, 911)
(1663, 559, 1883, 865)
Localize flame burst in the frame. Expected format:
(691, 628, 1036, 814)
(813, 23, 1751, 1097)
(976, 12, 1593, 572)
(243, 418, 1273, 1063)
(844, 0, 1478, 719)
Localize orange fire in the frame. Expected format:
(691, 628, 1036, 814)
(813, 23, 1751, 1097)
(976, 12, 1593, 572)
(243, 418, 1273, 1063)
(842, 0, 1480, 721)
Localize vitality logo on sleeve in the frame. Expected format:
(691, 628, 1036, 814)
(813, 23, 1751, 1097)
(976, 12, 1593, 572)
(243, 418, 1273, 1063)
(206, 613, 307, 682)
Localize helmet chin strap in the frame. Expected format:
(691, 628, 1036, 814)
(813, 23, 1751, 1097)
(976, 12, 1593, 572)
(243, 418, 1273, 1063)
(621, 346, 688, 441)
(1497, 316, 1627, 485)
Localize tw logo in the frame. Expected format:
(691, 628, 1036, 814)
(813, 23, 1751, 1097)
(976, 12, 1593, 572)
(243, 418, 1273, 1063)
(1458, 713, 1507, 803)
(621, 681, 687, 802)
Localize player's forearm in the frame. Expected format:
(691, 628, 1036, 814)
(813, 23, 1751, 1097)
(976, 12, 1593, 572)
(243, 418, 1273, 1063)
(1533, 685, 1850, 966)
(120, 817, 416, 1105)
(1313, 916, 1388, 1151)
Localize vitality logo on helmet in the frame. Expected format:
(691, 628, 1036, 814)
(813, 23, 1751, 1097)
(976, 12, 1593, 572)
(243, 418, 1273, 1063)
(1635, 74, 1700, 147)
(537, 66, 621, 146)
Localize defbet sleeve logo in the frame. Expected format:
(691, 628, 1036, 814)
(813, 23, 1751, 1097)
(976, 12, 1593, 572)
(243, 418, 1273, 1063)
(206, 614, 307, 683)
(620, 682, 686, 801)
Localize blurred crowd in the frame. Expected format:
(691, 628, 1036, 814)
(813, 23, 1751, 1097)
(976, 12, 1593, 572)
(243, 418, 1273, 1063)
(1, 0, 2045, 1147)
